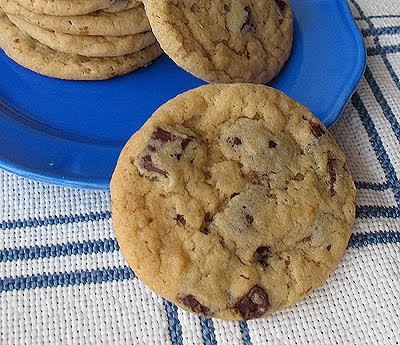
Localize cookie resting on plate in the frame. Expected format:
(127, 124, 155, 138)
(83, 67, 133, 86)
(142, 0, 293, 83)
(110, 83, 356, 320)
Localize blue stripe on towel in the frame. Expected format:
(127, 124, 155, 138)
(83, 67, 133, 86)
(239, 321, 252, 345)
(348, 231, 400, 247)
(0, 211, 111, 230)
(0, 238, 119, 262)
(0, 266, 135, 292)
(163, 300, 183, 345)
(200, 317, 217, 345)
(351, 92, 400, 197)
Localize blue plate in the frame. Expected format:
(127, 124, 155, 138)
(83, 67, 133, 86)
(0, 0, 366, 190)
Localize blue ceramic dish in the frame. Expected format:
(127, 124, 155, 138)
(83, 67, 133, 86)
(0, 0, 366, 190)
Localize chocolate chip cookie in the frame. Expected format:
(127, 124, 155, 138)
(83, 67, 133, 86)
(141, 0, 293, 83)
(111, 84, 356, 320)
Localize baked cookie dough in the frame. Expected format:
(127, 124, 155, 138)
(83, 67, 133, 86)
(0, 11, 162, 80)
(8, 14, 156, 57)
(141, 0, 293, 83)
(11, 0, 140, 16)
(2, 0, 150, 36)
(111, 84, 356, 320)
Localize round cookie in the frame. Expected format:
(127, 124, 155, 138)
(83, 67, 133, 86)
(142, 0, 293, 83)
(110, 84, 356, 320)
(8, 14, 156, 57)
(2, 0, 150, 36)
(12, 0, 140, 16)
(0, 11, 162, 80)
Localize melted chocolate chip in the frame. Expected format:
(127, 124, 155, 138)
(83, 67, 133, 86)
(228, 136, 242, 147)
(234, 285, 270, 320)
(201, 213, 213, 235)
(204, 213, 213, 223)
(301, 235, 312, 242)
(293, 173, 305, 181)
(181, 138, 192, 150)
(255, 246, 271, 266)
(241, 6, 257, 34)
(174, 214, 186, 225)
(327, 158, 337, 196)
(230, 192, 240, 199)
(178, 294, 212, 316)
(248, 171, 271, 187)
(268, 140, 277, 148)
(326, 244, 332, 251)
(201, 227, 210, 235)
(309, 121, 325, 138)
(245, 214, 254, 224)
(284, 257, 291, 268)
(142, 155, 168, 178)
(152, 127, 176, 142)
(274, 0, 286, 12)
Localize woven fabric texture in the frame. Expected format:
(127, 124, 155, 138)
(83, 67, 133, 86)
(1, 0, 400, 343)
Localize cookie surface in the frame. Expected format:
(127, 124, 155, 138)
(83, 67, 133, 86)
(2, 0, 150, 36)
(111, 84, 356, 320)
(8, 14, 156, 57)
(12, 0, 140, 16)
(142, 0, 293, 83)
(0, 11, 162, 80)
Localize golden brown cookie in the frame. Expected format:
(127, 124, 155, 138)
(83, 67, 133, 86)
(11, 0, 140, 16)
(2, 0, 150, 36)
(111, 84, 356, 320)
(8, 14, 156, 57)
(0, 11, 162, 80)
(142, 0, 293, 83)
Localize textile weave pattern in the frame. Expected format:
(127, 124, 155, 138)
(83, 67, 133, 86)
(1, 0, 400, 343)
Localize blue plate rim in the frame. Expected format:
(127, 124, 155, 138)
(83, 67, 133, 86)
(323, 0, 366, 128)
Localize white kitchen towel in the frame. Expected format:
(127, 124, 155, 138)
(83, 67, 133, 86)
(1, 0, 400, 343)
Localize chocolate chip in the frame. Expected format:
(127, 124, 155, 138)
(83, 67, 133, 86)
(327, 158, 337, 196)
(174, 214, 186, 225)
(268, 140, 277, 148)
(293, 173, 305, 181)
(234, 285, 270, 320)
(326, 244, 332, 251)
(255, 246, 271, 266)
(245, 214, 254, 224)
(230, 192, 240, 199)
(241, 6, 257, 34)
(284, 257, 291, 268)
(204, 213, 213, 223)
(148, 145, 156, 152)
(309, 121, 325, 138)
(142, 155, 168, 178)
(201, 212, 213, 234)
(228, 136, 242, 147)
(274, 0, 286, 12)
(152, 127, 176, 142)
(181, 138, 192, 150)
(178, 294, 212, 316)
(201, 227, 210, 235)
(248, 171, 271, 187)
(301, 235, 312, 242)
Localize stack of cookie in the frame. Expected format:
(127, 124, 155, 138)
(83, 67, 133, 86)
(0, 0, 162, 80)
